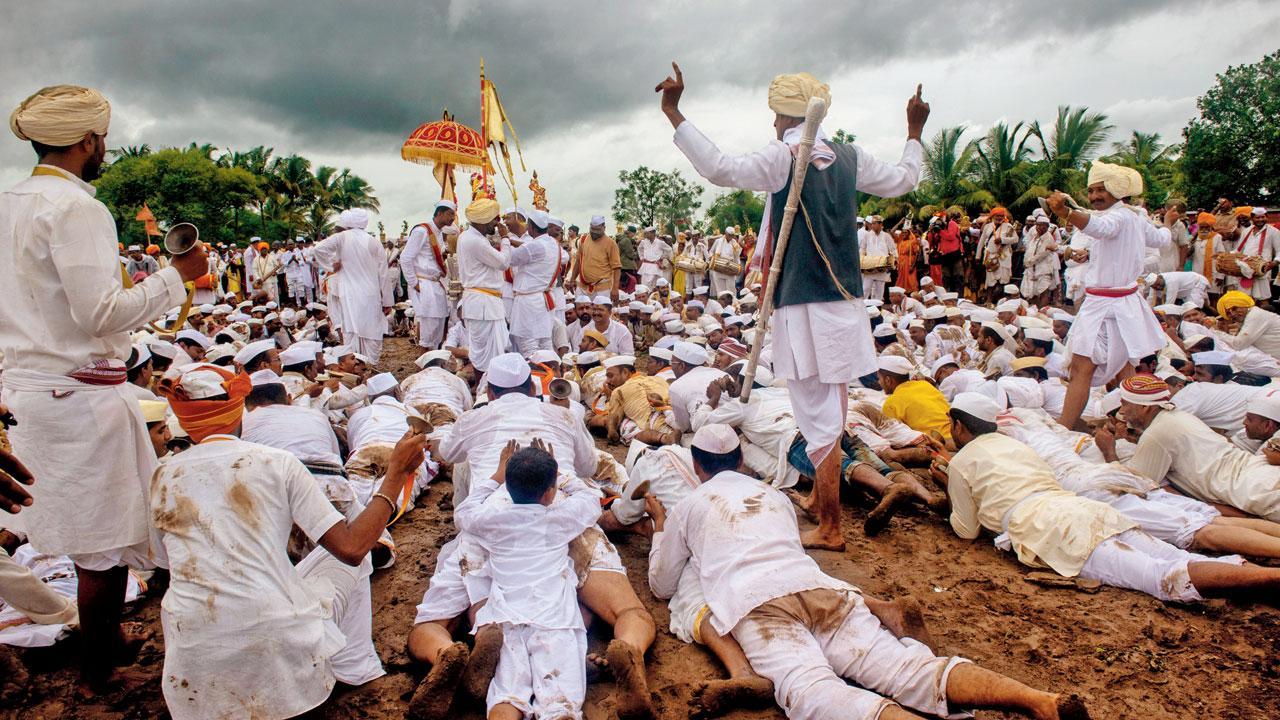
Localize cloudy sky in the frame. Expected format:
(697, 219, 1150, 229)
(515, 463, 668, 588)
(3, 0, 1276, 234)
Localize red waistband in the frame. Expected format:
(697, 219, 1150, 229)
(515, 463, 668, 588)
(1085, 285, 1138, 298)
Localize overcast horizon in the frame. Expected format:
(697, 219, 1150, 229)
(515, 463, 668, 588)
(3, 0, 1276, 235)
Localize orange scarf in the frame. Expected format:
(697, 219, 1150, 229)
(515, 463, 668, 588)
(1199, 233, 1215, 280)
(156, 366, 252, 442)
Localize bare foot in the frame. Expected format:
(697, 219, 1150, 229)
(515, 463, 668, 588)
(406, 641, 468, 720)
(586, 652, 609, 684)
(866, 597, 936, 653)
(783, 488, 816, 519)
(461, 624, 503, 701)
(606, 639, 655, 720)
(691, 676, 775, 718)
(75, 666, 152, 701)
(1047, 693, 1091, 720)
(799, 527, 846, 552)
(863, 482, 914, 536)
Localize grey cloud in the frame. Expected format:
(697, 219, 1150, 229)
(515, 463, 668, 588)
(2, 0, 1209, 153)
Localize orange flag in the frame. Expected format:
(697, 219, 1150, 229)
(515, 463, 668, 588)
(135, 204, 161, 236)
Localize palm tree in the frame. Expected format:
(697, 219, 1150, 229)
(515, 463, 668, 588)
(109, 144, 152, 159)
(332, 170, 380, 212)
(186, 142, 219, 159)
(1027, 106, 1114, 199)
(973, 122, 1034, 208)
(1105, 131, 1180, 204)
(269, 154, 316, 238)
(914, 126, 993, 218)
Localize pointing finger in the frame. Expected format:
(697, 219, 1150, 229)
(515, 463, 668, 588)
(673, 62, 683, 81)
(915, 83, 923, 100)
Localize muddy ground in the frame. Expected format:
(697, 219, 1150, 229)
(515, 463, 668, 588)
(4, 336, 1277, 720)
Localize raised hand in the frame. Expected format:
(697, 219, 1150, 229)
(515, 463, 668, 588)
(655, 62, 686, 128)
(906, 84, 930, 141)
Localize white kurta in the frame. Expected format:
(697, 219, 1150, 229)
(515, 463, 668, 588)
(980, 223, 1017, 287)
(1020, 227, 1059, 297)
(455, 228, 511, 372)
(691, 387, 801, 489)
(151, 437, 381, 720)
(1225, 306, 1280, 361)
(0, 166, 186, 557)
(667, 366, 730, 432)
(707, 235, 740, 297)
(672, 121, 922, 463)
(1065, 203, 1170, 385)
(508, 232, 560, 349)
(1228, 224, 1279, 300)
(400, 222, 450, 320)
(314, 229, 391, 357)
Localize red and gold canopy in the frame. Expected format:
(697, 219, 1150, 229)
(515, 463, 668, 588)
(401, 112, 486, 170)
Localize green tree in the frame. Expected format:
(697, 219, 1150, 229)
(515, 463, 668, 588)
(1027, 106, 1113, 200)
(913, 125, 992, 218)
(108, 144, 152, 160)
(831, 129, 857, 144)
(612, 166, 703, 234)
(973, 122, 1035, 209)
(1181, 50, 1280, 207)
(704, 189, 764, 234)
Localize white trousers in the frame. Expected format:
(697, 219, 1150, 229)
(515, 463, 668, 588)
(710, 271, 736, 298)
(514, 335, 554, 357)
(416, 316, 446, 349)
(861, 276, 887, 302)
(732, 588, 970, 720)
(1079, 529, 1243, 603)
(1097, 489, 1218, 550)
(488, 623, 587, 719)
(295, 547, 384, 686)
(354, 336, 383, 365)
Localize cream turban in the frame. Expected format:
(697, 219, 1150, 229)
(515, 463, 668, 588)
(10, 84, 111, 147)
(1087, 160, 1143, 200)
(767, 73, 831, 118)
(466, 198, 500, 224)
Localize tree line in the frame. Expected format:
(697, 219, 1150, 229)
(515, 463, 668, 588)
(96, 144, 379, 247)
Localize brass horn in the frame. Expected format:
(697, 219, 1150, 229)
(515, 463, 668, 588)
(548, 377, 573, 401)
(146, 222, 202, 333)
(163, 222, 200, 255)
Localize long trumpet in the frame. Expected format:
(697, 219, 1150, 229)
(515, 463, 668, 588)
(147, 222, 202, 333)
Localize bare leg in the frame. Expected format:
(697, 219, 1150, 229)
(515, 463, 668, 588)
(462, 624, 504, 701)
(406, 618, 462, 665)
(800, 449, 845, 551)
(75, 565, 133, 690)
(579, 572, 656, 719)
(488, 703, 522, 720)
(944, 663, 1087, 720)
(878, 446, 933, 465)
(1215, 515, 1280, 539)
(407, 641, 469, 720)
(1188, 560, 1280, 597)
(599, 508, 653, 538)
(692, 613, 774, 716)
(1190, 523, 1280, 559)
(1058, 353, 1096, 431)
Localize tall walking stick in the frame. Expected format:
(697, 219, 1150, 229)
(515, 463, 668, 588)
(740, 96, 827, 402)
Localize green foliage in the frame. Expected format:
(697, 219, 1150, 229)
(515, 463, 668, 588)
(831, 129, 857, 144)
(94, 143, 379, 247)
(612, 166, 703, 234)
(1181, 49, 1280, 208)
(1103, 131, 1180, 208)
(704, 189, 764, 234)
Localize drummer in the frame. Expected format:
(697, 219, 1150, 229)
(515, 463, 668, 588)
(860, 215, 896, 303)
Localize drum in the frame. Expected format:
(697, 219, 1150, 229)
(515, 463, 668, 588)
(709, 255, 742, 276)
(674, 254, 708, 273)
(861, 254, 894, 273)
(1214, 252, 1264, 277)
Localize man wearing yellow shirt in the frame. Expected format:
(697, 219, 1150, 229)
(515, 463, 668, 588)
(877, 356, 952, 440)
(603, 355, 677, 446)
(943, 392, 1280, 603)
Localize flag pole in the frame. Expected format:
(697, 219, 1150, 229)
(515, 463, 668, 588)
(739, 96, 826, 402)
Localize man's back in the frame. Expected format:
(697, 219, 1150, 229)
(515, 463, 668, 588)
(651, 471, 838, 636)
(438, 393, 596, 482)
(243, 403, 342, 466)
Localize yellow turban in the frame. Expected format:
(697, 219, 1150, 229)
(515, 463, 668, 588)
(465, 198, 500, 224)
(1234, 206, 1253, 218)
(1086, 160, 1143, 200)
(9, 84, 111, 147)
(767, 73, 831, 118)
(1216, 290, 1255, 318)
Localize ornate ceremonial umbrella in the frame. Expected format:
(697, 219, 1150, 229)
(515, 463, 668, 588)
(401, 111, 486, 203)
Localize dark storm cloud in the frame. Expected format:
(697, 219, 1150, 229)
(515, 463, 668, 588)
(2, 0, 1206, 153)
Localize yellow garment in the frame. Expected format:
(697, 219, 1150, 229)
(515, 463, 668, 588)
(465, 198, 499, 224)
(10, 84, 110, 146)
(1217, 290, 1255, 318)
(767, 73, 831, 118)
(1086, 160, 1143, 199)
(881, 380, 952, 440)
(947, 433, 1136, 576)
(607, 373, 671, 430)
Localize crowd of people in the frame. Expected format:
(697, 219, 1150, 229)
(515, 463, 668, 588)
(2, 72, 1279, 720)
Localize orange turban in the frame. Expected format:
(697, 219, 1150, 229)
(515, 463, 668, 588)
(990, 207, 1009, 219)
(145, 244, 160, 255)
(1196, 212, 1216, 228)
(156, 363, 252, 442)
(1234, 206, 1253, 218)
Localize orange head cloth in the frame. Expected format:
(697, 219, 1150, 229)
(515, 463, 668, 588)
(145, 244, 160, 255)
(1196, 212, 1216, 228)
(156, 364, 253, 442)
(990, 207, 1009, 219)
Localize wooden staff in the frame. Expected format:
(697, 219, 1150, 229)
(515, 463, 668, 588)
(740, 96, 827, 402)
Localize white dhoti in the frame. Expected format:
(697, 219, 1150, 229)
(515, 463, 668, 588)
(667, 563, 710, 644)
(732, 587, 970, 720)
(417, 317, 446, 349)
(772, 299, 874, 465)
(710, 270, 736, 298)
(860, 275, 887, 302)
(2, 370, 157, 563)
(293, 547, 385, 687)
(1065, 291, 1164, 386)
(354, 335, 383, 364)
(1079, 529, 1243, 603)
(468, 318, 510, 373)
(487, 623, 587, 719)
(1101, 489, 1218, 550)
